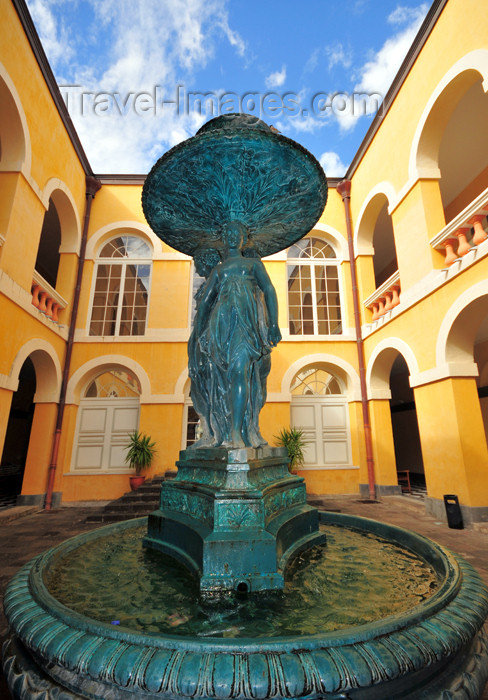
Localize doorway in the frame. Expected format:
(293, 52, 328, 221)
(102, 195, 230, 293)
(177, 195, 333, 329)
(0, 358, 36, 507)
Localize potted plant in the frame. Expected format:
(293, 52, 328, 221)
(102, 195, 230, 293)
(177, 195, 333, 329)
(124, 431, 156, 491)
(275, 427, 306, 474)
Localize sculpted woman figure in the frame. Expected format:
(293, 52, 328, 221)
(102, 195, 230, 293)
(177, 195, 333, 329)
(191, 220, 281, 449)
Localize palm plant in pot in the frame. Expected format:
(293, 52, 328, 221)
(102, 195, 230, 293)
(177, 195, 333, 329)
(275, 426, 306, 474)
(124, 431, 156, 491)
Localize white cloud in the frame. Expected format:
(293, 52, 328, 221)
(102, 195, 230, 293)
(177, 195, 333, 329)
(274, 111, 331, 144)
(28, 0, 246, 172)
(26, 0, 74, 67)
(304, 44, 351, 75)
(388, 4, 427, 26)
(265, 66, 287, 90)
(336, 3, 429, 132)
(324, 44, 352, 71)
(319, 151, 348, 177)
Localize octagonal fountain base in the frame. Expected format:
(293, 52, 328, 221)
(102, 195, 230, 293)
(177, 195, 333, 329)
(144, 446, 326, 592)
(3, 512, 488, 700)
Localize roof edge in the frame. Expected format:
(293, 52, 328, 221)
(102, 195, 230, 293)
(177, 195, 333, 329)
(11, 0, 94, 176)
(345, 0, 448, 180)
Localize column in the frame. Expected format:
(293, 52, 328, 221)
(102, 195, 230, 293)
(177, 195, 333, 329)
(21, 402, 58, 501)
(0, 387, 14, 459)
(369, 399, 399, 493)
(414, 377, 488, 522)
(391, 179, 446, 291)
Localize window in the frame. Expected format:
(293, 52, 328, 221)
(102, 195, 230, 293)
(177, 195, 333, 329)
(89, 236, 152, 337)
(291, 367, 342, 396)
(190, 265, 205, 325)
(186, 405, 201, 447)
(287, 238, 342, 336)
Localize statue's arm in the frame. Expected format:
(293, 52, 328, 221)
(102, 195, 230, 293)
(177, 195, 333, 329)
(253, 259, 281, 347)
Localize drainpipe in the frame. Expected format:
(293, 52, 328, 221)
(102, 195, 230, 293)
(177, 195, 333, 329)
(337, 180, 376, 501)
(45, 175, 101, 510)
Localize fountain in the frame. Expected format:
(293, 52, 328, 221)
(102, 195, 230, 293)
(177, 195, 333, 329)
(3, 114, 488, 699)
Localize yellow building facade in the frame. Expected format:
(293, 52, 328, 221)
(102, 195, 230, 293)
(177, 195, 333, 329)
(1, 0, 487, 525)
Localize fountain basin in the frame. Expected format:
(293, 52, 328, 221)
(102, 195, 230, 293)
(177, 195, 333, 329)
(3, 511, 488, 699)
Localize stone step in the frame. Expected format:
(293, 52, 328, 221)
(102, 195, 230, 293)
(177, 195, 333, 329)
(85, 511, 148, 524)
(101, 502, 157, 513)
(84, 475, 166, 524)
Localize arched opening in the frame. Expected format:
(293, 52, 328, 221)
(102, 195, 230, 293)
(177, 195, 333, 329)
(71, 368, 141, 472)
(0, 358, 36, 507)
(475, 321, 488, 446)
(372, 200, 397, 288)
(356, 192, 398, 293)
(0, 73, 27, 171)
(438, 79, 488, 222)
(389, 355, 425, 495)
(442, 291, 488, 450)
(0, 70, 30, 238)
(414, 64, 488, 225)
(290, 365, 352, 467)
(35, 197, 61, 288)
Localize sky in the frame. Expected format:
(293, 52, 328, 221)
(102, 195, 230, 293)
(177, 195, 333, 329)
(26, 0, 431, 176)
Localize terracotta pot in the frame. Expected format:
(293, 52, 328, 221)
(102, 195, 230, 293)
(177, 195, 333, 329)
(129, 475, 146, 491)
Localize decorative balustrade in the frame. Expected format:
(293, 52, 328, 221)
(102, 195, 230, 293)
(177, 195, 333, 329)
(364, 270, 401, 322)
(31, 271, 67, 323)
(430, 186, 488, 267)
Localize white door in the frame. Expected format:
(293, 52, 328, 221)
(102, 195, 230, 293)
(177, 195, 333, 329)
(73, 398, 140, 471)
(291, 396, 351, 467)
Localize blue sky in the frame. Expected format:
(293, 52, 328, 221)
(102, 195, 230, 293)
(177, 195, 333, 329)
(26, 0, 431, 175)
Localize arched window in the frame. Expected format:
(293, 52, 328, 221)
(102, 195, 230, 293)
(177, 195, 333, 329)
(89, 236, 152, 337)
(287, 238, 342, 336)
(291, 367, 343, 396)
(72, 369, 141, 472)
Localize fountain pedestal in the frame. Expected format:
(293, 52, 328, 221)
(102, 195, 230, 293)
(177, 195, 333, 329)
(144, 446, 325, 591)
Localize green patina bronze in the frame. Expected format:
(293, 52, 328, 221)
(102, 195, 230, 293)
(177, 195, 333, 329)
(144, 446, 325, 592)
(3, 513, 488, 698)
(142, 114, 328, 591)
(142, 113, 327, 452)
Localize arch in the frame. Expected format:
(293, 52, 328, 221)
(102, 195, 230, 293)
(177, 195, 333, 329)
(367, 338, 420, 400)
(86, 222, 157, 260)
(66, 356, 152, 404)
(174, 367, 189, 401)
(436, 280, 488, 368)
(308, 223, 349, 260)
(354, 187, 398, 289)
(281, 354, 361, 401)
(354, 182, 398, 255)
(409, 50, 488, 181)
(8, 339, 61, 402)
(41, 179, 82, 253)
(0, 62, 31, 174)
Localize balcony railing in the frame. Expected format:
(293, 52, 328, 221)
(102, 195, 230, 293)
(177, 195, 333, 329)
(430, 186, 488, 266)
(31, 271, 67, 323)
(363, 270, 401, 322)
